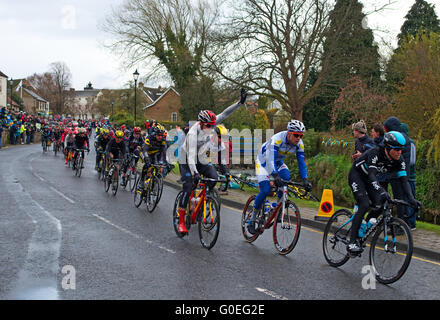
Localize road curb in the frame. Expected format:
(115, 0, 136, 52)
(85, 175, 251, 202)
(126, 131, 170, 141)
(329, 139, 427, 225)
(164, 179, 440, 263)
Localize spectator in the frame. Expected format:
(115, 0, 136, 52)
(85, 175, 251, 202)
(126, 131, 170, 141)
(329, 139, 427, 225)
(401, 122, 417, 230)
(383, 116, 414, 229)
(351, 120, 375, 160)
(371, 123, 384, 145)
(0, 123, 3, 149)
(19, 121, 26, 144)
(9, 122, 16, 145)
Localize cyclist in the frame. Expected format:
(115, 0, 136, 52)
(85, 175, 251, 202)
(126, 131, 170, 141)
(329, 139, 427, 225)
(127, 126, 143, 164)
(346, 131, 422, 255)
(105, 130, 128, 182)
(247, 120, 312, 235)
(138, 124, 168, 190)
(41, 125, 52, 150)
(95, 128, 111, 171)
(64, 128, 75, 164)
(72, 128, 90, 169)
(176, 88, 247, 234)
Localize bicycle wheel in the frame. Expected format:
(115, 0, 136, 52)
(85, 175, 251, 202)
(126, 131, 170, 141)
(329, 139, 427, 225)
(322, 209, 352, 267)
(198, 196, 220, 250)
(173, 191, 190, 238)
(111, 168, 119, 196)
(156, 174, 164, 203)
(272, 201, 301, 255)
(146, 175, 160, 213)
(77, 156, 83, 178)
(133, 177, 144, 208)
(129, 169, 138, 192)
(241, 195, 260, 243)
(104, 168, 112, 193)
(369, 217, 413, 284)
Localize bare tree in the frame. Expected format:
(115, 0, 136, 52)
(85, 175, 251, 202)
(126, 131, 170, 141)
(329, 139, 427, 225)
(49, 62, 72, 115)
(205, 0, 393, 120)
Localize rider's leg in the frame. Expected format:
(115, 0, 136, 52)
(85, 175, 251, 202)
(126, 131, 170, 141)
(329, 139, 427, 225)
(197, 164, 218, 193)
(277, 164, 290, 199)
(177, 164, 192, 234)
(347, 168, 370, 252)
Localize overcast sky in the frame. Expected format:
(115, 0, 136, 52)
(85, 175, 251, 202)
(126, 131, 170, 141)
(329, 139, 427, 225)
(0, 0, 439, 90)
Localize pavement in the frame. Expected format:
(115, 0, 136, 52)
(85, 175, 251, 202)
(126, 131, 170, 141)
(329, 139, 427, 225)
(164, 172, 440, 262)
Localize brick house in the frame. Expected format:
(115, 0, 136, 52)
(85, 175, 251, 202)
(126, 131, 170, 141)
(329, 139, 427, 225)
(142, 85, 181, 123)
(11, 79, 50, 115)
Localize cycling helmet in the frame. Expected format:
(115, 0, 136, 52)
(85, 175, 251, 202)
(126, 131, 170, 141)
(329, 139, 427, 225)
(215, 124, 228, 136)
(133, 127, 141, 134)
(287, 120, 306, 133)
(198, 110, 216, 125)
(383, 131, 406, 150)
(115, 130, 124, 138)
(102, 129, 109, 135)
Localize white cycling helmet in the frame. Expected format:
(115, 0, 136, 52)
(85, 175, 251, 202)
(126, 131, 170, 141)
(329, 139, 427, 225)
(287, 120, 306, 133)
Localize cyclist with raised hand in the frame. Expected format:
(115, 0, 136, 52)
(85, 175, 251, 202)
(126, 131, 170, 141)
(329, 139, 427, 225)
(105, 130, 128, 180)
(176, 88, 248, 234)
(346, 131, 422, 255)
(247, 120, 312, 235)
(72, 128, 90, 170)
(138, 124, 168, 190)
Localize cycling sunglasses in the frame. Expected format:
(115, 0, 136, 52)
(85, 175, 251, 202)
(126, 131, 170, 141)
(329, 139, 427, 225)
(203, 123, 214, 128)
(288, 131, 304, 138)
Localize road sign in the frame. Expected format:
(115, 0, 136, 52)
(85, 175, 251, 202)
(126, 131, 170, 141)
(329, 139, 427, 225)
(315, 189, 334, 221)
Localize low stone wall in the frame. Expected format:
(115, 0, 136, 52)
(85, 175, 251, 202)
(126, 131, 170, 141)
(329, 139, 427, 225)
(0, 129, 41, 147)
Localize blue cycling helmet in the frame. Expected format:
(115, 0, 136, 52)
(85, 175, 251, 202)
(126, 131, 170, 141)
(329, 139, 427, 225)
(383, 131, 406, 150)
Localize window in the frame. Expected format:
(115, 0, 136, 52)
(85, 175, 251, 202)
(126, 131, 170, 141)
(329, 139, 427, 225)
(171, 112, 178, 122)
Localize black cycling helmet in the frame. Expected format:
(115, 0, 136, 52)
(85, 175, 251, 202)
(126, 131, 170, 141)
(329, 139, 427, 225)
(383, 131, 406, 150)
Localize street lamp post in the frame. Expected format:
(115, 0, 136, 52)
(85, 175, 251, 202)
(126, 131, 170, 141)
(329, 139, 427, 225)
(9, 78, 13, 110)
(111, 100, 114, 120)
(133, 69, 139, 127)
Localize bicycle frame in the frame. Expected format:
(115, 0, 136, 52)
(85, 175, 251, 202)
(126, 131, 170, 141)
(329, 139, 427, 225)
(189, 184, 208, 224)
(332, 201, 402, 247)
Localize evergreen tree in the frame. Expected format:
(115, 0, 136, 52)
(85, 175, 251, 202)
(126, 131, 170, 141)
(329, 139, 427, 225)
(304, 0, 381, 131)
(387, 1, 440, 88)
(397, 0, 440, 45)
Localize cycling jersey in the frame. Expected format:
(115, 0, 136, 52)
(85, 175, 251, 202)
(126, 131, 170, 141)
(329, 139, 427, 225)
(257, 131, 307, 179)
(105, 138, 128, 159)
(353, 146, 407, 193)
(141, 138, 167, 163)
(179, 101, 241, 175)
(73, 134, 89, 150)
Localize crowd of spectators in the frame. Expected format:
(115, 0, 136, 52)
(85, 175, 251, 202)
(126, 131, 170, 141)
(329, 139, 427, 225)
(0, 107, 49, 149)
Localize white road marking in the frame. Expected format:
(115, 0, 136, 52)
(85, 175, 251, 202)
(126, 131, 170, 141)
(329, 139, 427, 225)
(92, 214, 176, 254)
(7, 180, 62, 300)
(50, 187, 76, 204)
(255, 287, 289, 300)
(33, 173, 46, 182)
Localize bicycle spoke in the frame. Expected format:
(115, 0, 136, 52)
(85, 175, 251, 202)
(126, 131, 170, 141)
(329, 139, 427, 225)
(322, 209, 352, 267)
(369, 218, 413, 284)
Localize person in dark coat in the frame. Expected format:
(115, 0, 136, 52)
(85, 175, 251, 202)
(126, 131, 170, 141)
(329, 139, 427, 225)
(383, 116, 415, 229)
(351, 120, 375, 160)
